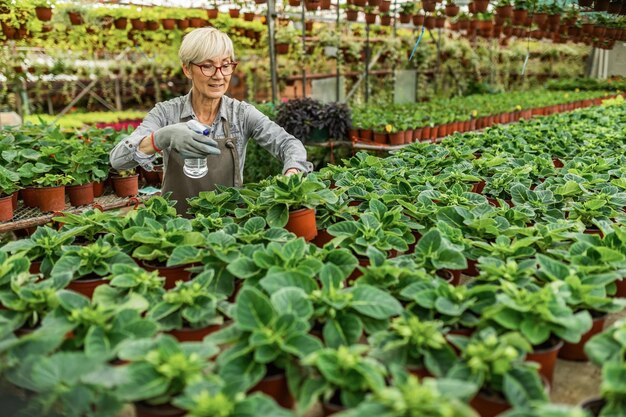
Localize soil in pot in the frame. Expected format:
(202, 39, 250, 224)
(141, 262, 193, 289)
(559, 312, 606, 361)
(249, 365, 294, 409)
(525, 337, 563, 384)
(284, 208, 317, 241)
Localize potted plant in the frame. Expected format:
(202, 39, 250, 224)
(32, 0, 53, 22)
(331, 373, 479, 417)
(253, 173, 338, 241)
(479, 281, 593, 383)
(110, 168, 139, 198)
(32, 173, 74, 212)
(447, 327, 547, 417)
(49, 238, 136, 298)
(207, 286, 323, 408)
(296, 344, 387, 414)
(93, 263, 166, 308)
(369, 311, 458, 378)
(148, 270, 226, 341)
(66, 146, 106, 206)
(319, 102, 352, 141)
(172, 378, 296, 417)
(0, 166, 19, 221)
(115, 334, 218, 417)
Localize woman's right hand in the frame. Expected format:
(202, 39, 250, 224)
(153, 123, 221, 158)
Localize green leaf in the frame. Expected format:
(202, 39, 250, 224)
(267, 203, 289, 228)
(234, 287, 276, 331)
(350, 285, 402, 319)
(270, 287, 313, 319)
(323, 314, 363, 348)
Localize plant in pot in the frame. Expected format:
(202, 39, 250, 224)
(1, 225, 89, 276)
(318, 102, 352, 142)
(409, 228, 468, 283)
(147, 270, 226, 342)
(369, 311, 458, 379)
(255, 173, 339, 241)
(0, 272, 65, 337)
(172, 377, 296, 417)
(331, 372, 479, 417)
(115, 216, 206, 288)
(41, 289, 158, 359)
(114, 334, 219, 417)
(580, 361, 626, 417)
(274, 26, 298, 55)
(66, 146, 106, 206)
(0, 165, 20, 221)
(33, 173, 74, 212)
(206, 286, 323, 408)
(327, 199, 414, 260)
(447, 327, 547, 417)
(92, 263, 166, 311)
(53, 208, 120, 244)
(275, 97, 325, 143)
(110, 168, 139, 198)
(479, 280, 593, 383)
(295, 344, 387, 414)
(49, 238, 136, 298)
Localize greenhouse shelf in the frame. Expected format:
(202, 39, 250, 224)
(0, 194, 146, 233)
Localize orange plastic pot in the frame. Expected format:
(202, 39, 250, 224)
(142, 262, 193, 289)
(21, 187, 39, 208)
(93, 181, 105, 198)
(559, 314, 606, 361)
(285, 208, 317, 241)
(526, 338, 563, 384)
(615, 278, 626, 298)
(0, 195, 13, 222)
(250, 370, 294, 409)
(11, 191, 18, 210)
(167, 323, 222, 342)
(470, 390, 511, 417)
(67, 183, 94, 207)
(67, 276, 107, 299)
(36, 186, 66, 212)
(312, 228, 334, 247)
(111, 174, 139, 197)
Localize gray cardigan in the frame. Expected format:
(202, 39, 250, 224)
(109, 92, 313, 178)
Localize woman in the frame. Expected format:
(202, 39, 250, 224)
(110, 27, 312, 215)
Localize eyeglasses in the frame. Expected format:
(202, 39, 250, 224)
(191, 61, 238, 77)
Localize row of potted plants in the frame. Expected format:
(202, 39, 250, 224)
(350, 90, 616, 144)
(0, 101, 624, 415)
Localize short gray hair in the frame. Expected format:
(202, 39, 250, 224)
(179, 27, 236, 66)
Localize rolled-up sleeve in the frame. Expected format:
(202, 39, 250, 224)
(109, 105, 167, 171)
(242, 106, 313, 174)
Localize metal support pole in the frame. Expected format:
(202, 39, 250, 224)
(365, 22, 370, 103)
(392, 0, 397, 38)
(301, 1, 307, 97)
(336, 0, 340, 102)
(267, 0, 279, 103)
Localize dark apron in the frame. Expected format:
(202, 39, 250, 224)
(162, 120, 242, 217)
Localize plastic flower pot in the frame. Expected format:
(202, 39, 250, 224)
(35, 186, 66, 212)
(141, 262, 193, 289)
(614, 278, 626, 298)
(67, 183, 94, 207)
(0, 195, 13, 221)
(321, 394, 345, 416)
(437, 269, 460, 286)
(526, 338, 564, 384)
(134, 402, 185, 417)
(250, 368, 294, 409)
(311, 228, 334, 248)
(559, 313, 606, 361)
(11, 191, 17, 210)
(389, 132, 404, 145)
(463, 259, 480, 277)
(111, 174, 139, 197)
(407, 365, 432, 379)
(285, 208, 317, 241)
(207, 8, 218, 19)
(470, 389, 511, 417)
(21, 187, 39, 208)
(167, 323, 222, 342)
(67, 276, 107, 299)
(35, 7, 52, 21)
(413, 14, 425, 26)
(92, 181, 105, 198)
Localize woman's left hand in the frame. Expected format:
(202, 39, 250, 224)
(285, 168, 300, 176)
